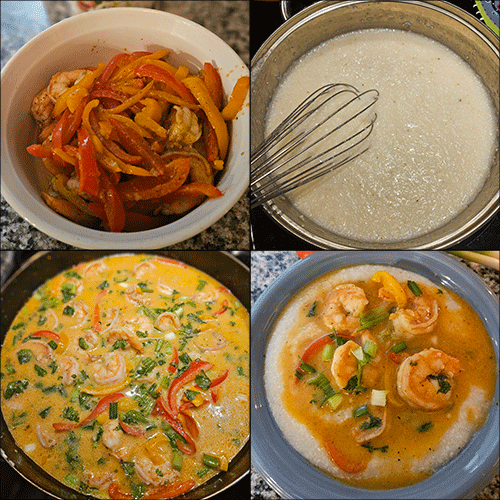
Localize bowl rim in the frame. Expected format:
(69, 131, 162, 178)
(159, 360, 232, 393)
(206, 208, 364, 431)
(251, 0, 499, 249)
(251, 251, 499, 499)
(0, 7, 249, 249)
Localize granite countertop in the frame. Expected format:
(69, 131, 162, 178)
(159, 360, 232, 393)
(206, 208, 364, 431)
(250, 250, 499, 500)
(0, 0, 249, 250)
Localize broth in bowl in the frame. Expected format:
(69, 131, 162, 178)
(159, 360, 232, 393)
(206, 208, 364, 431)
(265, 264, 496, 489)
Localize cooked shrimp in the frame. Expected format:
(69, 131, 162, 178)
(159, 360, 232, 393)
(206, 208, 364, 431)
(102, 420, 127, 460)
(90, 352, 127, 385)
(125, 284, 152, 306)
(67, 300, 90, 329)
(133, 261, 157, 278)
(81, 260, 109, 278)
(352, 407, 387, 443)
(390, 293, 439, 338)
(155, 311, 181, 333)
(331, 335, 381, 390)
(31, 87, 54, 127)
(322, 284, 369, 333)
(108, 326, 144, 353)
(47, 69, 86, 102)
(18, 340, 54, 364)
(36, 424, 58, 448)
(83, 470, 115, 488)
(396, 348, 462, 410)
(167, 106, 202, 145)
(59, 356, 79, 385)
(126, 316, 154, 336)
(134, 458, 179, 486)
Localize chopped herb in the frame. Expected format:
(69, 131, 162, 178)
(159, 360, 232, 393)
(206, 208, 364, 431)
(97, 280, 109, 290)
(390, 341, 407, 353)
(63, 305, 75, 316)
(121, 460, 136, 477)
(64, 270, 82, 279)
(130, 482, 146, 500)
(184, 389, 199, 401)
(34, 364, 47, 377)
(360, 414, 383, 431)
(361, 442, 388, 453)
(111, 339, 127, 351)
(195, 371, 212, 391)
(307, 372, 335, 407)
(61, 406, 80, 422)
(197, 280, 207, 291)
(78, 337, 89, 350)
(409, 360, 418, 367)
(12, 411, 28, 428)
(417, 421, 434, 433)
(38, 406, 52, 419)
(306, 302, 318, 317)
(137, 282, 153, 293)
(353, 404, 369, 418)
(12, 322, 26, 330)
(61, 283, 77, 303)
(17, 349, 33, 364)
(428, 374, 451, 394)
(4, 379, 29, 399)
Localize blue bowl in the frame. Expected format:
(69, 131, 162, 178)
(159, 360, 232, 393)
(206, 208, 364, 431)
(251, 251, 499, 499)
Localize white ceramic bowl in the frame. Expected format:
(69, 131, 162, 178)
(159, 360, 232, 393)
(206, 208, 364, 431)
(1, 7, 249, 249)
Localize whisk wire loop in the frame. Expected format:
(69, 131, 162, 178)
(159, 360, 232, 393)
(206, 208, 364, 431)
(251, 83, 379, 209)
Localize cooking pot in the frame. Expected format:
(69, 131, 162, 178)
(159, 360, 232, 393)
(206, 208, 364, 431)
(251, 0, 500, 249)
(0, 251, 249, 500)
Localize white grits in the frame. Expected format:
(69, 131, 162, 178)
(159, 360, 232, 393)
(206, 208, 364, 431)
(265, 29, 497, 242)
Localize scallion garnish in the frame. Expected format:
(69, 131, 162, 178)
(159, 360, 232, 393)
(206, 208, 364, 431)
(359, 306, 389, 330)
(407, 280, 422, 296)
(298, 356, 316, 374)
(322, 344, 334, 361)
(390, 341, 407, 353)
(109, 402, 118, 419)
(353, 404, 369, 418)
(363, 340, 377, 358)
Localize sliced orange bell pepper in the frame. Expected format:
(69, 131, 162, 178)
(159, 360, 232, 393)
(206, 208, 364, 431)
(183, 76, 228, 159)
(27, 144, 52, 158)
(324, 440, 368, 474)
(221, 75, 249, 120)
(116, 158, 190, 201)
(173, 182, 223, 198)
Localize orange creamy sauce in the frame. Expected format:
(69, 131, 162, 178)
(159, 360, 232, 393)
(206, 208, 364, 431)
(278, 269, 496, 489)
(1, 254, 249, 499)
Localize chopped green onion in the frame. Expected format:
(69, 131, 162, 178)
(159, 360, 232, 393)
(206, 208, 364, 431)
(351, 346, 366, 362)
(322, 344, 334, 361)
(202, 453, 219, 469)
(109, 402, 118, 419)
(407, 280, 422, 296)
(307, 372, 335, 406)
(353, 404, 369, 418)
(371, 389, 388, 407)
(363, 340, 378, 358)
(306, 302, 317, 317)
(78, 337, 88, 350)
(359, 306, 389, 330)
(327, 393, 343, 410)
(172, 451, 183, 471)
(390, 341, 407, 353)
(417, 421, 433, 433)
(298, 356, 316, 374)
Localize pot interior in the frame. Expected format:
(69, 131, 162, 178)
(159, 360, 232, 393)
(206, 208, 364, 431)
(251, 0, 499, 248)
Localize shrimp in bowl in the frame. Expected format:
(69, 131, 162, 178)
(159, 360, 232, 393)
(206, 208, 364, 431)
(265, 263, 496, 490)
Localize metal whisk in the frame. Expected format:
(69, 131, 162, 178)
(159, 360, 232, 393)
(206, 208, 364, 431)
(251, 84, 379, 209)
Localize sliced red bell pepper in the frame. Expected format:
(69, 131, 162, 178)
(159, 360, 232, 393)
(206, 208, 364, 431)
(53, 392, 124, 431)
(214, 300, 229, 316)
(167, 360, 213, 416)
(179, 410, 199, 440)
(90, 88, 127, 102)
(62, 95, 90, 145)
(108, 483, 133, 500)
(77, 126, 100, 198)
(324, 440, 368, 474)
(116, 158, 190, 202)
(296, 251, 316, 258)
(52, 110, 70, 168)
(135, 64, 197, 104)
(209, 369, 229, 388)
(94, 52, 130, 89)
(145, 480, 196, 500)
(156, 397, 197, 454)
(108, 117, 170, 175)
(123, 212, 162, 232)
(27, 144, 52, 158)
(96, 165, 126, 232)
(168, 346, 179, 373)
(119, 418, 145, 436)
(88, 110, 142, 165)
(31, 330, 60, 341)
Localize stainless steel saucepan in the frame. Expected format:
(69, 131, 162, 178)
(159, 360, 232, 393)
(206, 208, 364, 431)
(251, 0, 499, 249)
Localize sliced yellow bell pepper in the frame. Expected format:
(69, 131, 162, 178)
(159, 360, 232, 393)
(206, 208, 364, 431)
(105, 80, 154, 114)
(371, 270, 407, 307)
(134, 113, 167, 139)
(148, 90, 200, 110)
(100, 150, 153, 177)
(55, 331, 70, 355)
(146, 434, 171, 465)
(106, 113, 153, 139)
(175, 65, 190, 80)
(139, 98, 163, 122)
(110, 49, 169, 82)
(80, 375, 131, 396)
(82, 99, 104, 154)
(183, 76, 228, 159)
(67, 87, 88, 113)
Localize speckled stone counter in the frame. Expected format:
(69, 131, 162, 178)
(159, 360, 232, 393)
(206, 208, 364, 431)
(250, 250, 499, 500)
(1, 0, 249, 250)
